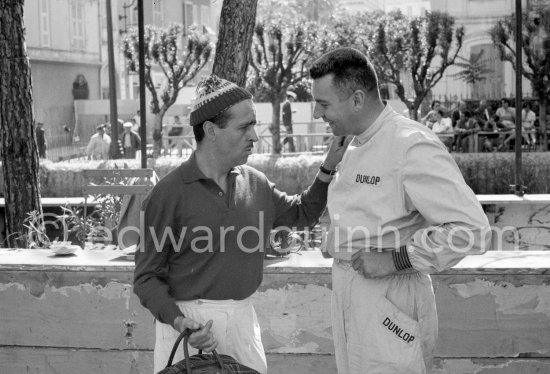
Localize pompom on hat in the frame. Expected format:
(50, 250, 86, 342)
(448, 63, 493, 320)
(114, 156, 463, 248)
(190, 74, 252, 127)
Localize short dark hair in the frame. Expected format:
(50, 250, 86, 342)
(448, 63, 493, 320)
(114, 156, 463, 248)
(310, 48, 379, 99)
(501, 98, 510, 105)
(193, 109, 231, 142)
(431, 100, 441, 109)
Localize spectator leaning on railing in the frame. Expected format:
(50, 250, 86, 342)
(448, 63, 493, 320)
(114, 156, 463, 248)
(430, 110, 454, 151)
(498, 101, 538, 151)
(521, 102, 537, 145)
(474, 100, 492, 129)
(420, 100, 442, 127)
(454, 110, 480, 152)
(495, 98, 515, 130)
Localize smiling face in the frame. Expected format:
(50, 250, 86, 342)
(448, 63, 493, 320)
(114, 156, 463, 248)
(212, 99, 258, 167)
(312, 74, 357, 136)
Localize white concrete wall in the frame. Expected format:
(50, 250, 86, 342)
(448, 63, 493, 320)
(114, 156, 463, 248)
(1, 248, 550, 373)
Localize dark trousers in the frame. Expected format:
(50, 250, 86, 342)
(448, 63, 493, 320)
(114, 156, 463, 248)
(282, 125, 295, 152)
(123, 147, 136, 159)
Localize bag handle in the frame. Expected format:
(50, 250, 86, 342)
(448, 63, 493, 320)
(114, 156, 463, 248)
(165, 329, 225, 373)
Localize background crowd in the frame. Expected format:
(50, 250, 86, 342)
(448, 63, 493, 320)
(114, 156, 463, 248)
(417, 97, 544, 153)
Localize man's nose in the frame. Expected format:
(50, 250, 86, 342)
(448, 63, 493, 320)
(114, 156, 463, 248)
(250, 127, 258, 142)
(313, 103, 322, 119)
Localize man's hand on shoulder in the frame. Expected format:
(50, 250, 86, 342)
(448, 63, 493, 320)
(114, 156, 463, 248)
(351, 249, 397, 278)
(173, 316, 218, 353)
(323, 135, 353, 170)
(318, 136, 353, 182)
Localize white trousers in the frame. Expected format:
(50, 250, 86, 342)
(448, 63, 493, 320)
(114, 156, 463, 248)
(153, 298, 267, 374)
(331, 260, 438, 374)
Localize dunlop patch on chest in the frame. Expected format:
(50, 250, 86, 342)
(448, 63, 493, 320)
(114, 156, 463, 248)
(355, 174, 381, 185)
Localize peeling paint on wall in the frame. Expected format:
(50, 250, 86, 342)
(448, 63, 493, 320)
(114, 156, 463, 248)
(252, 284, 333, 353)
(0, 282, 26, 292)
(433, 359, 487, 374)
(433, 358, 550, 374)
(0, 281, 132, 302)
(449, 279, 550, 318)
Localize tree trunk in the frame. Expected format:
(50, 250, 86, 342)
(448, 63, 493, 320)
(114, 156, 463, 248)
(0, 0, 43, 247)
(212, 0, 257, 87)
(152, 113, 164, 158)
(410, 102, 420, 121)
(539, 97, 548, 151)
(271, 99, 282, 154)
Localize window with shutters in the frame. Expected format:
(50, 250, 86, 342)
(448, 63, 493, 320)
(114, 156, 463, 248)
(201, 5, 210, 27)
(184, 2, 194, 29)
(153, 0, 164, 27)
(39, 0, 50, 47)
(193, 4, 199, 26)
(70, 1, 86, 50)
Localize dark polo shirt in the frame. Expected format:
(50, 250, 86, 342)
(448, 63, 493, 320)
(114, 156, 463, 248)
(134, 153, 329, 324)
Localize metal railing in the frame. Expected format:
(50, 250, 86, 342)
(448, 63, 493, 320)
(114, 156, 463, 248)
(257, 133, 332, 154)
(159, 132, 332, 155)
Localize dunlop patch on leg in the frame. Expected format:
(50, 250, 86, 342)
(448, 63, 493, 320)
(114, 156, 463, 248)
(382, 317, 415, 343)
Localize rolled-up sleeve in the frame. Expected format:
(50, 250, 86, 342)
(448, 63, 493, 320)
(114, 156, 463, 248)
(402, 138, 492, 273)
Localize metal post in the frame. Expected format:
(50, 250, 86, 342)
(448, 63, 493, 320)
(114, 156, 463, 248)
(106, 0, 119, 159)
(138, 0, 147, 168)
(512, 0, 525, 196)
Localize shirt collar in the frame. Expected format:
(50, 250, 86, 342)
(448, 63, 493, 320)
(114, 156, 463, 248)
(354, 104, 399, 146)
(179, 152, 241, 184)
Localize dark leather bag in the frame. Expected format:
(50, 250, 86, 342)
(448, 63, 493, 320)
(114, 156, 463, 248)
(157, 329, 261, 374)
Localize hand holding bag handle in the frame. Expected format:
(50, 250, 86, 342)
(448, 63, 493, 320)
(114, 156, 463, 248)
(165, 328, 226, 373)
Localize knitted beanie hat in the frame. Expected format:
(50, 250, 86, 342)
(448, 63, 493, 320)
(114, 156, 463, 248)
(190, 75, 252, 127)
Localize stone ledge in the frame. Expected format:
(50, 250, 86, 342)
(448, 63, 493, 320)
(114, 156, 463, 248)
(1, 249, 549, 275)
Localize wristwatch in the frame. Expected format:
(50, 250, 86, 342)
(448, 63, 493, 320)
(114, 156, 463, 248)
(319, 163, 337, 175)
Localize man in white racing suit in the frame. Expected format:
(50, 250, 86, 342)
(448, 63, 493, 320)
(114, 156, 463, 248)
(310, 48, 491, 373)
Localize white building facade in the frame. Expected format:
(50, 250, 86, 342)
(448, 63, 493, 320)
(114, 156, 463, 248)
(23, 0, 216, 148)
(430, 0, 534, 101)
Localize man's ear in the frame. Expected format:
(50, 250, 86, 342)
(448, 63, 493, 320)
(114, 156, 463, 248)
(351, 90, 366, 112)
(203, 121, 217, 140)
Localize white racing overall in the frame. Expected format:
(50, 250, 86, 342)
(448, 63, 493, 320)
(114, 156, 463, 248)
(326, 105, 491, 373)
(331, 259, 437, 373)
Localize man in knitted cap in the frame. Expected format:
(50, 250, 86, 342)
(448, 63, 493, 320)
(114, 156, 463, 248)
(134, 74, 351, 373)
